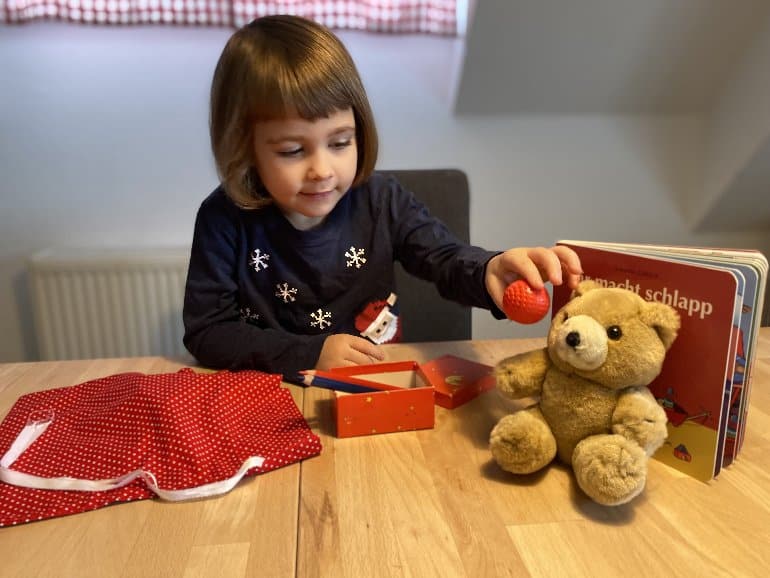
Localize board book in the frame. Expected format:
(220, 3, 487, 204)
(554, 240, 767, 482)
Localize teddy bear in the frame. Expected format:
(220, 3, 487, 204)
(489, 280, 680, 505)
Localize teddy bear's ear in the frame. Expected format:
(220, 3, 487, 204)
(640, 301, 681, 350)
(570, 279, 601, 299)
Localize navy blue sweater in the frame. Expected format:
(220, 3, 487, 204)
(183, 172, 499, 375)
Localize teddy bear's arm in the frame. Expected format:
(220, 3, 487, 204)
(612, 386, 668, 456)
(494, 348, 550, 399)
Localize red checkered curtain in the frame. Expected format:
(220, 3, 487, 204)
(0, 0, 459, 34)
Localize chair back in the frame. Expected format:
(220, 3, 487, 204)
(384, 169, 473, 342)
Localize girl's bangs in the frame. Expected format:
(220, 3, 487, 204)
(248, 64, 352, 122)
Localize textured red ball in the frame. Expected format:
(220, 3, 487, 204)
(502, 280, 551, 324)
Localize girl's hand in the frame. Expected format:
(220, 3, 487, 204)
(316, 334, 386, 370)
(485, 246, 583, 312)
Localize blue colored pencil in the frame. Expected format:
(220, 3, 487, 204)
(295, 370, 381, 394)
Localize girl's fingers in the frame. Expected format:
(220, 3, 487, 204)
(350, 338, 385, 363)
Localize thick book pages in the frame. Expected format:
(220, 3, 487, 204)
(553, 240, 767, 482)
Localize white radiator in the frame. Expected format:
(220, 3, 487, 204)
(28, 247, 190, 360)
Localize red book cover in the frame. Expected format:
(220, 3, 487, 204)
(420, 355, 496, 409)
(554, 241, 742, 482)
(558, 241, 768, 473)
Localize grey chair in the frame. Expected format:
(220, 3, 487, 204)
(383, 168, 473, 342)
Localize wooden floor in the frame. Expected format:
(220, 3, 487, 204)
(1, 331, 769, 577)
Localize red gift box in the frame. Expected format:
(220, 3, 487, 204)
(326, 362, 435, 438)
(419, 355, 496, 409)
(321, 356, 496, 437)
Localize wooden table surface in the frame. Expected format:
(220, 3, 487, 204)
(1, 330, 769, 578)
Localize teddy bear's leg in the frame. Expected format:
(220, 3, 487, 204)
(572, 434, 648, 506)
(490, 406, 556, 475)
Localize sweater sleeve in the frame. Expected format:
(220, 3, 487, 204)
(182, 193, 327, 375)
(385, 176, 505, 317)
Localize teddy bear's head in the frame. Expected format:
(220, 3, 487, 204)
(547, 280, 680, 390)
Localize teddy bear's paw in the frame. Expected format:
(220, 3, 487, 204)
(572, 434, 647, 506)
(494, 349, 550, 398)
(612, 387, 669, 455)
(612, 416, 668, 457)
(489, 411, 556, 475)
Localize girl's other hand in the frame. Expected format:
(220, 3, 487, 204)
(485, 246, 583, 312)
(316, 334, 386, 370)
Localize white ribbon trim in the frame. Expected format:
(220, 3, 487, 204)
(0, 415, 51, 468)
(0, 417, 266, 501)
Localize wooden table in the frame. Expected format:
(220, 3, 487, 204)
(1, 331, 769, 577)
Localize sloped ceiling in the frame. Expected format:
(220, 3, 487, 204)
(696, 136, 770, 232)
(454, 0, 770, 232)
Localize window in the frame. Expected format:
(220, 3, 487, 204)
(1, 0, 461, 35)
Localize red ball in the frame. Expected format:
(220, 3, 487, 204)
(502, 280, 551, 324)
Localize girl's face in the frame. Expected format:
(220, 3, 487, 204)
(253, 107, 358, 230)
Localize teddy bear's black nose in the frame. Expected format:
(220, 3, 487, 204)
(566, 331, 581, 348)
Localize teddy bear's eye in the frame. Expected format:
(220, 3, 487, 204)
(607, 325, 623, 340)
(561, 311, 569, 322)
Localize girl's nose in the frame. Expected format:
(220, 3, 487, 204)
(307, 153, 333, 181)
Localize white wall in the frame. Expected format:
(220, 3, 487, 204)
(1, 24, 768, 362)
(454, 0, 769, 115)
(694, 9, 770, 230)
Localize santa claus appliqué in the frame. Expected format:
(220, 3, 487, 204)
(355, 293, 402, 344)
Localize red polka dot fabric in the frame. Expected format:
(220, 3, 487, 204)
(0, 369, 321, 527)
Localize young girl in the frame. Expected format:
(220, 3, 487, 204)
(183, 15, 582, 376)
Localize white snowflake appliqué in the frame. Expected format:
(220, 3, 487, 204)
(249, 248, 270, 272)
(275, 282, 298, 303)
(345, 246, 367, 268)
(310, 308, 332, 330)
(240, 307, 259, 323)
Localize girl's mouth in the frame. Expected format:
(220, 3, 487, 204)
(301, 189, 334, 198)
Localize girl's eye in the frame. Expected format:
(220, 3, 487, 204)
(330, 139, 352, 150)
(277, 148, 303, 158)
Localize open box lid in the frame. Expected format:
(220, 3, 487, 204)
(419, 355, 496, 408)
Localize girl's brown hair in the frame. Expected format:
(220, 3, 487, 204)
(210, 15, 378, 209)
